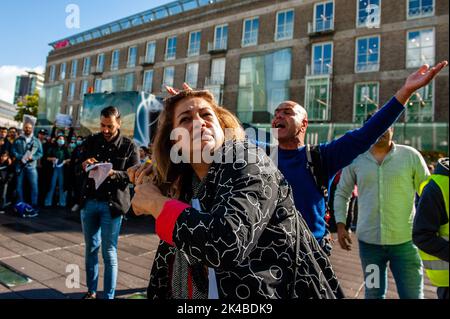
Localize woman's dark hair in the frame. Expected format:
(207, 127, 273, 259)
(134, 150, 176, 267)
(101, 106, 121, 119)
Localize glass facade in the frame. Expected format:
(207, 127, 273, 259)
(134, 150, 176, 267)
(101, 73, 135, 92)
(237, 48, 292, 124)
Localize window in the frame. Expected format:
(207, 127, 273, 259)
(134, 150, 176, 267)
(188, 31, 201, 56)
(214, 25, 228, 50)
(163, 66, 175, 88)
(354, 82, 379, 123)
(357, 0, 380, 28)
(305, 77, 331, 121)
(356, 36, 380, 72)
(82, 57, 91, 76)
(70, 60, 78, 78)
(275, 9, 294, 41)
(165, 36, 177, 60)
(311, 42, 333, 75)
(185, 63, 199, 88)
(67, 105, 73, 117)
(68, 82, 76, 101)
(94, 79, 102, 93)
(146, 41, 156, 63)
(124, 73, 134, 91)
(60, 62, 66, 80)
(242, 17, 259, 47)
(237, 48, 292, 124)
(111, 49, 120, 71)
(405, 81, 433, 122)
(407, 28, 434, 68)
(49, 65, 56, 81)
(97, 53, 105, 72)
(80, 80, 89, 99)
(143, 70, 154, 92)
(407, 0, 434, 19)
(210, 58, 226, 85)
(127, 46, 137, 68)
(314, 1, 334, 32)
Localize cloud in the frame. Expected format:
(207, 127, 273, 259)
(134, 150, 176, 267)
(0, 65, 44, 104)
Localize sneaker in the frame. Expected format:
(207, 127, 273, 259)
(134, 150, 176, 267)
(71, 204, 80, 212)
(25, 207, 39, 218)
(82, 292, 97, 299)
(0, 210, 5, 214)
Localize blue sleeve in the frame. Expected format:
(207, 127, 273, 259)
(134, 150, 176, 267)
(32, 140, 43, 161)
(320, 96, 405, 179)
(11, 141, 20, 159)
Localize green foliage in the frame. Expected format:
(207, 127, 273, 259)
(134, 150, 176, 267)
(14, 90, 39, 122)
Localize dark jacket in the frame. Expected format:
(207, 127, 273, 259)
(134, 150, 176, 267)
(80, 131, 139, 217)
(148, 141, 343, 299)
(413, 158, 449, 262)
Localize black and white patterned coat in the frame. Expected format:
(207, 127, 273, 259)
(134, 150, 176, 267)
(148, 141, 342, 299)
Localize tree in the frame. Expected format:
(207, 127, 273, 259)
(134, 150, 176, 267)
(15, 90, 39, 122)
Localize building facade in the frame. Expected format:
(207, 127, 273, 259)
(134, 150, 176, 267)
(44, 0, 449, 150)
(0, 99, 20, 128)
(14, 71, 44, 104)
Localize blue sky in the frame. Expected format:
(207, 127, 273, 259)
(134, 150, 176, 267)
(0, 0, 173, 103)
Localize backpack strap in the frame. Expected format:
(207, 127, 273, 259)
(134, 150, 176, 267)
(306, 144, 331, 222)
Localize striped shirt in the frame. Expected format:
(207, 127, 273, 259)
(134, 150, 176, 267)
(334, 144, 430, 245)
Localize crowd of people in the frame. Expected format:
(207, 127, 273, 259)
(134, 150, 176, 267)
(0, 123, 152, 217)
(0, 62, 447, 300)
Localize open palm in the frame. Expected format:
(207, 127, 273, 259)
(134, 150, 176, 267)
(404, 61, 448, 93)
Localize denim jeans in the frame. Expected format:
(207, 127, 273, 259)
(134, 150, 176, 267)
(80, 200, 123, 299)
(16, 165, 38, 206)
(44, 167, 66, 206)
(359, 240, 424, 299)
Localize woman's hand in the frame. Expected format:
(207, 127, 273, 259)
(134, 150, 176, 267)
(127, 161, 154, 185)
(132, 183, 168, 218)
(165, 82, 193, 96)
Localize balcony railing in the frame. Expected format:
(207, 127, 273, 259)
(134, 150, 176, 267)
(207, 39, 228, 53)
(408, 4, 434, 18)
(139, 55, 155, 66)
(306, 63, 333, 76)
(205, 75, 224, 86)
(307, 18, 334, 36)
(90, 66, 104, 75)
(165, 52, 176, 61)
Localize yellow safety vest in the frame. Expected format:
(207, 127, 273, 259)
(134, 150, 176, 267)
(418, 174, 449, 287)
